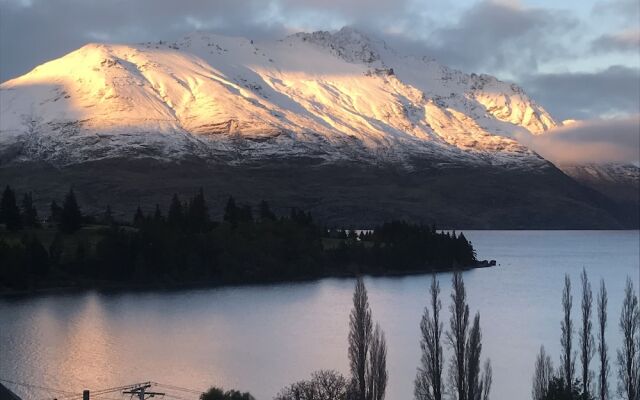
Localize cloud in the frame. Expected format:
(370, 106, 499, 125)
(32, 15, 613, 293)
(521, 66, 640, 120)
(591, 29, 640, 53)
(0, 0, 637, 121)
(0, 0, 581, 81)
(411, 0, 579, 75)
(592, 0, 640, 24)
(515, 116, 640, 165)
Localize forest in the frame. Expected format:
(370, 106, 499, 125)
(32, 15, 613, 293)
(0, 186, 478, 291)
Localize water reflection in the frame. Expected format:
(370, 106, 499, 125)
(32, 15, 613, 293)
(0, 230, 638, 400)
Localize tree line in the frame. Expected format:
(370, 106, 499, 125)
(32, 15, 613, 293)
(532, 270, 640, 400)
(0, 185, 478, 291)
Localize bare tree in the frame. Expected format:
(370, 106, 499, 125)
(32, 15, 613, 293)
(349, 278, 373, 400)
(580, 269, 595, 399)
(313, 370, 350, 400)
(561, 274, 576, 390)
(617, 277, 640, 400)
(597, 279, 610, 400)
(367, 324, 387, 400)
(446, 272, 470, 400)
(415, 276, 445, 400)
(532, 346, 554, 400)
(466, 313, 483, 400)
(481, 360, 492, 400)
(275, 370, 349, 400)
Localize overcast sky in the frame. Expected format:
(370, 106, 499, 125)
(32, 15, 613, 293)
(1, 0, 638, 123)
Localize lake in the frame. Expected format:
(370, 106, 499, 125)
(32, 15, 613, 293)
(1, 230, 639, 400)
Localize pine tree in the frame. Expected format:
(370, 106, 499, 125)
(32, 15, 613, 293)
(259, 200, 276, 221)
(224, 196, 238, 226)
(102, 205, 114, 225)
(186, 188, 209, 232)
(50, 200, 62, 224)
(48, 233, 64, 266)
(21, 192, 39, 227)
(167, 194, 183, 228)
(133, 206, 145, 227)
(153, 204, 163, 222)
(60, 189, 82, 233)
(0, 185, 22, 231)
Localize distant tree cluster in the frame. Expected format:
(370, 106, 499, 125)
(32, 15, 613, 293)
(0, 186, 478, 291)
(200, 387, 255, 400)
(532, 270, 640, 400)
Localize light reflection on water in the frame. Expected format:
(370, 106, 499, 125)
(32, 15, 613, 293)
(1, 230, 638, 400)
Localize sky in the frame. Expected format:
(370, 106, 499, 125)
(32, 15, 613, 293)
(0, 0, 638, 163)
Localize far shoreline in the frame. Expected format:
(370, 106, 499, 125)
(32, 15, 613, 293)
(0, 260, 496, 298)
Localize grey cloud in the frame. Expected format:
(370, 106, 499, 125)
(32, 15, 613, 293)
(0, 0, 293, 81)
(515, 116, 640, 164)
(0, 0, 637, 121)
(593, 0, 640, 24)
(591, 29, 640, 53)
(521, 66, 640, 120)
(409, 0, 579, 75)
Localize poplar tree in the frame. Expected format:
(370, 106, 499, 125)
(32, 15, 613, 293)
(415, 276, 444, 400)
(617, 277, 639, 400)
(580, 269, 594, 400)
(447, 272, 469, 400)
(349, 278, 372, 400)
(597, 279, 610, 400)
(561, 274, 576, 390)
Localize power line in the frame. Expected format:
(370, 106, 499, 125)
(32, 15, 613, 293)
(0, 378, 82, 397)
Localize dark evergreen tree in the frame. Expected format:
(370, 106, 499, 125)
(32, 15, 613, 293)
(50, 200, 62, 224)
(48, 233, 64, 266)
(133, 206, 145, 227)
(21, 192, 39, 227)
(224, 196, 238, 226)
(167, 194, 184, 228)
(153, 204, 163, 222)
(259, 200, 276, 221)
(23, 235, 49, 276)
(60, 189, 82, 233)
(0, 185, 22, 231)
(186, 188, 209, 232)
(102, 205, 114, 226)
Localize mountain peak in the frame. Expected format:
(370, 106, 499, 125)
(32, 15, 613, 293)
(1, 29, 556, 168)
(290, 26, 384, 65)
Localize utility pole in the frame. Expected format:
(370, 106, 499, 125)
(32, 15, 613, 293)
(123, 383, 165, 400)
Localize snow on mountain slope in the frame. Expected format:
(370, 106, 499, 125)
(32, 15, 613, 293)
(0, 27, 558, 167)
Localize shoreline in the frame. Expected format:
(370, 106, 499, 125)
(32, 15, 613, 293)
(0, 260, 496, 297)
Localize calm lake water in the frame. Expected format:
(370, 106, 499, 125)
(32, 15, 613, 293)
(1, 231, 639, 400)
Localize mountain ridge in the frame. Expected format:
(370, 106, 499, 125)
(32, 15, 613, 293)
(1, 27, 555, 168)
(0, 27, 636, 228)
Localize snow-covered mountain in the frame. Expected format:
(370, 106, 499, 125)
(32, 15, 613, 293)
(0, 27, 558, 168)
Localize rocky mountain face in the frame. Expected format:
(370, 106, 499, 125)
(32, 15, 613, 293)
(0, 28, 635, 228)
